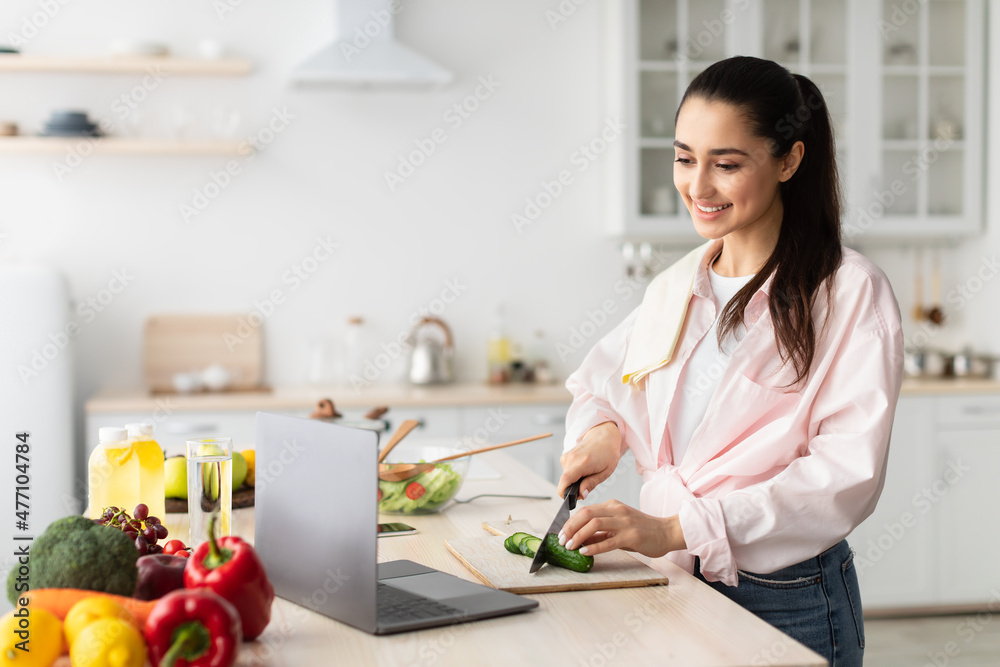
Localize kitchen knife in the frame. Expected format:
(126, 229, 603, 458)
(529, 479, 582, 574)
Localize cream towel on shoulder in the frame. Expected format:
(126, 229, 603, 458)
(621, 240, 715, 386)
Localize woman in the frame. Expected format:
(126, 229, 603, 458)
(557, 56, 903, 665)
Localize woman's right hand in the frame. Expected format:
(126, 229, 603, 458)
(557, 421, 623, 500)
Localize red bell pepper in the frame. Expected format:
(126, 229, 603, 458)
(184, 514, 275, 641)
(144, 588, 242, 667)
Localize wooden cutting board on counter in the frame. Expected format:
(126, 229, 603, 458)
(445, 519, 669, 594)
(144, 314, 263, 392)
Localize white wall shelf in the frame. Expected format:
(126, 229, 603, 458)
(0, 137, 249, 156)
(0, 55, 252, 76)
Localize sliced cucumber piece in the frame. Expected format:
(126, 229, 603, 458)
(503, 534, 523, 554)
(519, 536, 543, 558)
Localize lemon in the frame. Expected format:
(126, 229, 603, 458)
(0, 607, 64, 667)
(64, 597, 136, 647)
(70, 618, 146, 667)
(241, 449, 256, 487)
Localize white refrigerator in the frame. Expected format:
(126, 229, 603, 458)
(0, 264, 75, 612)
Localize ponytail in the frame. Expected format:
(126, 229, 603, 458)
(678, 57, 842, 386)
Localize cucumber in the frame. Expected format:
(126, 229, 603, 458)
(518, 537, 542, 558)
(503, 534, 524, 554)
(542, 533, 594, 573)
(504, 532, 532, 554)
(501, 531, 595, 573)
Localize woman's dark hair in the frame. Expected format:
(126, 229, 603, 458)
(676, 56, 842, 386)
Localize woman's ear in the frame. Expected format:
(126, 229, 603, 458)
(778, 141, 805, 182)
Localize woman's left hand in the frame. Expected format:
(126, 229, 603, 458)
(558, 500, 687, 559)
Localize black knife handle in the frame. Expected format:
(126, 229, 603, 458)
(566, 479, 582, 511)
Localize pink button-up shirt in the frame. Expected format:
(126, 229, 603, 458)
(564, 240, 904, 586)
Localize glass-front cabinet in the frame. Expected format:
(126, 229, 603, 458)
(605, 0, 985, 242)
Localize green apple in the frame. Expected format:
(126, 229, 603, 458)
(231, 450, 248, 490)
(196, 443, 225, 457)
(164, 455, 187, 499)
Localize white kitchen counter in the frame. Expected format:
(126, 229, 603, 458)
(85, 382, 573, 413)
(85, 377, 1000, 414)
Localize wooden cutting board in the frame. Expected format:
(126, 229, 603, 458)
(445, 519, 669, 594)
(144, 314, 263, 392)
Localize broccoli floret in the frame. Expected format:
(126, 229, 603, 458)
(6, 515, 139, 604)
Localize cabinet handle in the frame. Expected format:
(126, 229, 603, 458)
(533, 414, 566, 426)
(161, 422, 218, 435)
(961, 405, 1000, 416)
(385, 418, 425, 432)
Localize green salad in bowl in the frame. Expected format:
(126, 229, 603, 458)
(378, 440, 470, 514)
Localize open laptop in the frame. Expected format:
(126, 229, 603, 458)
(254, 411, 538, 635)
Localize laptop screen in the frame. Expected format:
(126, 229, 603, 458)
(254, 411, 380, 633)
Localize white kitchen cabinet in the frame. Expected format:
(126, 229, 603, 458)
(935, 429, 1000, 604)
(848, 392, 1000, 611)
(933, 393, 1000, 604)
(605, 0, 986, 241)
(848, 396, 938, 608)
(461, 405, 567, 483)
(379, 407, 463, 439)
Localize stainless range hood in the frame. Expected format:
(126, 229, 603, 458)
(293, 0, 453, 87)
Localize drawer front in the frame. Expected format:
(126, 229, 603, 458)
(87, 409, 308, 457)
(936, 395, 1000, 429)
(380, 407, 461, 438)
(461, 405, 567, 440)
(462, 405, 568, 483)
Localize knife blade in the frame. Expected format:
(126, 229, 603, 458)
(529, 479, 581, 574)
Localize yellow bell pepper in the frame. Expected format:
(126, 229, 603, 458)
(0, 607, 64, 667)
(69, 618, 146, 667)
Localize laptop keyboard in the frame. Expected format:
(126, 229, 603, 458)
(377, 583, 464, 623)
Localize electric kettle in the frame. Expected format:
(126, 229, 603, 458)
(407, 317, 455, 384)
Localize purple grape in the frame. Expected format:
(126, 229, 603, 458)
(133, 504, 149, 521)
(147, 544, 163, 554)
(153, 524, 168, 540)
(135, 534, 148, 555)
(142, 526, 157, 542)
(125, 529, 138, 541)
(145, 516, 160, 526)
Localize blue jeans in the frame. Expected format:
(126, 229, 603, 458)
(695, 540, 864, 666)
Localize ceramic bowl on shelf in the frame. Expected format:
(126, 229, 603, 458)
(378, 439, 471, 515)
(41, 110, 103, 137)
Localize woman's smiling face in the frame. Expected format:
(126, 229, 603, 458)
(673, 97, 800, 243)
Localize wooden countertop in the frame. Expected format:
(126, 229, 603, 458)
(86, 377, 1000, 414)
(160, 452, 825, 667)
(86, 382, 573, 413)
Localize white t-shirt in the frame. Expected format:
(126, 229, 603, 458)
(667, 266, 754, 465)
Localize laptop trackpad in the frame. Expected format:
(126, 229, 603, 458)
(382, 572, 487, 601)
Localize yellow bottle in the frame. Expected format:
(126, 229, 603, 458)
(88, 427, 140, 519)
(126, 422, 166, 520)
